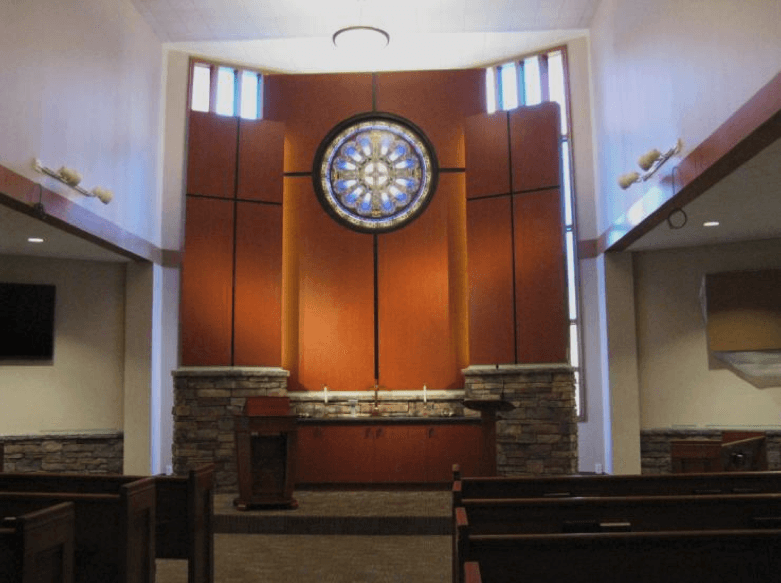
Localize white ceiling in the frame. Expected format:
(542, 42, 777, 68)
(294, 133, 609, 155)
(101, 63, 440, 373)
(143, 0, 597, 73)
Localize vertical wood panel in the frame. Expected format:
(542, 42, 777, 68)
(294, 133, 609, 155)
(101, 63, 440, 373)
(263, 74, 374, 173)
(180, 197, 234, 365)
(376, 70, 486, 168)
(234, 202, 283, 366)
(509, 102, 561, 192)
(465, 112, 511, 198)
(297, 181, 375, 392)
(237, 119, 285, 203)
(514, 188, 567, 363)
(186, 111, 238, 198)
(466, 196, 515, 365)
(378, 175, 459, 390)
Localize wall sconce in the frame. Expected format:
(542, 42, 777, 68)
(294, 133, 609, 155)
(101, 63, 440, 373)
(618, 139, 683, 190)
(33, 158, 113, 204)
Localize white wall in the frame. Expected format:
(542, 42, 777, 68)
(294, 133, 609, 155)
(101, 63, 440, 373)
(0, 256, 126, 434)
(634, 239, 781, 429)
(0, 0, 163, 245)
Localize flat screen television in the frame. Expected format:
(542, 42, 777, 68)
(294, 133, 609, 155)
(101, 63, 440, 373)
(0, 282, 56, 361)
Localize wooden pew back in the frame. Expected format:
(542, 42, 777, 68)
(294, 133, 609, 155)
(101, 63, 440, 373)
(0, 502, 75, 583)
(465, 529, 781, 583)
(458, 493, 781, 534)
(0, 477, 155, 583)
(0, 465, 214, 583)
(452, 469, 781, 505)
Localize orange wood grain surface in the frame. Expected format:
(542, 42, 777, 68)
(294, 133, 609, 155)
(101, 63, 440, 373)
(465, 112, 511, 199)
(237, 119, 285, 203)
(377, 174, 460, 390)
(263, 74, 373, 173)
(180, 197, 235, 365)
(233, 202, 283, 366)
(513, 188, 567, 363)
(375, 69, 485, 168)
(466, 196, 516, 365)
(509, 102, 561, 193)
(186, 111, 238, 198)
(296, 180, 376, 393)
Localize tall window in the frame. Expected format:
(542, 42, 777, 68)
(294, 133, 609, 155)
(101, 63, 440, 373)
(487, 48, 585, 418)
(189, 60, 264, 120)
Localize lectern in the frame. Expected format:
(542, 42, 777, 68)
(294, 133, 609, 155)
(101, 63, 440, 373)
(234, 396, 298, 509)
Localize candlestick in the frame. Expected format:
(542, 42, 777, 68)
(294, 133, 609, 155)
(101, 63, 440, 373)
(423, 384, 427, 404)
(323, 385, 328, 404)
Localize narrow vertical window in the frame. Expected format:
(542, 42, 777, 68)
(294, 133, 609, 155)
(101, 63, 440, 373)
(547, 51, 569, 135)
(240, 71, 259, 120)
(216, 66, 236, 117)
(522, 56, 542, 105)
(485, 67, 497, 114)
(191, 64, 211, 112)
(499, 63, 518, 110)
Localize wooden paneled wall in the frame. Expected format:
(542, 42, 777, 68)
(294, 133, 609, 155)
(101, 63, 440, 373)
(465, 102, 567, 364)
(180, 71, 566, 388)
(181, 113, 284, 366)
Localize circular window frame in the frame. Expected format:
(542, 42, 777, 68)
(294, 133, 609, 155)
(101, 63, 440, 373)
(311, 112, 439, 234)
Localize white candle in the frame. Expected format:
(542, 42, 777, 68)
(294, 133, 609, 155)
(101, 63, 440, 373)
(324, 386, 328, 404)
(423, 384, 427, 404)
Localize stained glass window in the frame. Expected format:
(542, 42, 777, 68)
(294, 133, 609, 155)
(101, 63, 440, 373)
(313, 113, 438, 233)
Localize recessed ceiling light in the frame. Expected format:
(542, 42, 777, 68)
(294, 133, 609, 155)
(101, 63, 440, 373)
(703, 221, 720, 227)
(333, 26, 390, 52)
(28, 237, 44, 243)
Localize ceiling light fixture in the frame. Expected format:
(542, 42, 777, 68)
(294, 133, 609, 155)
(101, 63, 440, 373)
(28, 237, 44, 243)
(703, 221, 720, 227)
(333, 26, 389, 52)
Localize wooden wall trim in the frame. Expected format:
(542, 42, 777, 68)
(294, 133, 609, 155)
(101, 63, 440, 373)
(0, 163, 170, 265)
(598, 70, 781, 254)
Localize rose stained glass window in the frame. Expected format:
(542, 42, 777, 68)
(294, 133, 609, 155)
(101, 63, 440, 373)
(312, 113, 438, 233)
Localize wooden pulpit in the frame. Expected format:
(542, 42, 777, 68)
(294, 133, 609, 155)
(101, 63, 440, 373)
(234, 396, 298, 509)
(463, 398, 515, 476)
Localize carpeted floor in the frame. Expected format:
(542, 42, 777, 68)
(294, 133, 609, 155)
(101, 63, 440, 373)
(155, 490, 452, 582)
(156, 533, 451, 583)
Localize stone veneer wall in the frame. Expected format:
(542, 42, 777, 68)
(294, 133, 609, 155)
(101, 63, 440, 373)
(0, 431, 123, 473)
(641, 428, 781, 474)
(463, 364, 578, 476)
(173, 367, 289, 491)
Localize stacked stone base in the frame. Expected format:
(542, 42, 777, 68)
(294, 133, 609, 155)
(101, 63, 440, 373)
(641, 428, 781, 474)
(0, 431, 123, 473)
(463, 364, 577, 476)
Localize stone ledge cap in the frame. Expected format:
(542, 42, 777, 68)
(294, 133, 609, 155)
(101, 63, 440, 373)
(462, 363, 574, 376)
(0, 430, 123, 441)
(173, 366, 289, 378)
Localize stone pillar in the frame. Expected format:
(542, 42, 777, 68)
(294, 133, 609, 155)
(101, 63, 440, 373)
(172, 367, 289, 491)
(463, 364, 577, 476)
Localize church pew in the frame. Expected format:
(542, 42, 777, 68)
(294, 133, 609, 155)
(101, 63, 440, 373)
(0, 477, 155, 583)
(462, 562, 481, 583)
(0, 465, 214, 583)
(460, 529, 781, 583)
(452, 464, 781, 505)
(0, 502, 75, 583)
(453, 494, 781, 583)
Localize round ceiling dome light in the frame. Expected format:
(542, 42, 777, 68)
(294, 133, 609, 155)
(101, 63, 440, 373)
(332, 26, 389, 52)
(312, 112, 438, 233)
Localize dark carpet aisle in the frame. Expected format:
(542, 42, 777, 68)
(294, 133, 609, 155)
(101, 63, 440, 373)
(156, 490, 452, 583)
